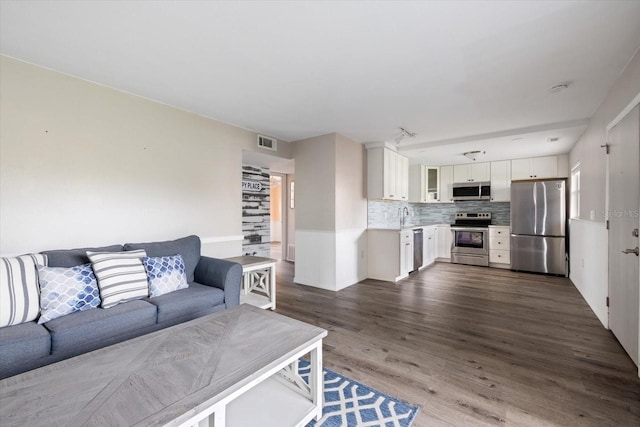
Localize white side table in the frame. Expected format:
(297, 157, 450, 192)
(225, 256, 276, 310)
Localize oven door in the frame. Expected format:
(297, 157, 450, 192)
(451, 227, 488, 255)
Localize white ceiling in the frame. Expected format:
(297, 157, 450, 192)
(2, 1, 639, 165)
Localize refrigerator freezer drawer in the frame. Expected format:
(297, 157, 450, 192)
(510, 235, 566, 275)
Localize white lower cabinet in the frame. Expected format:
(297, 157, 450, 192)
(436, 225, 452, 259)
(423, 226, 436, 267)
(400, 230, 414, 277)
(368, 229, 413, 282)
(489, 226, 511, 267)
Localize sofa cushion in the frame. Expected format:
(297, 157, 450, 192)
(44, 300, 157, 355)
(87, 250, 149, 308)
(145, 282, 224, 325)
(37, 264, 101, 324)
(43, 244, 124, 268)
(1, 254, 48, 327)
(124, 235, 200, 283)
(0, 321, 51, 370)
(142, 255, 189, 298)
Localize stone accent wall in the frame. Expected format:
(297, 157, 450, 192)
(242, 165, 270, 256)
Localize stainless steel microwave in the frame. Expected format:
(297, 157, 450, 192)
(452, 182, 491, 201)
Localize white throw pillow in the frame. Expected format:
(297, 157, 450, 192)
(0, 254, 48, 328)
(87, 250, 149, 309)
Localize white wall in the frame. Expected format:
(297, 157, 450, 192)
(568, 50, 640, 329)
(0, 56, 291, 257)
(569, 219, 609, 327)
(570, 51, 640, 222)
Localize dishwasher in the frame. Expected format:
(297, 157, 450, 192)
(412, 228, 423, 273)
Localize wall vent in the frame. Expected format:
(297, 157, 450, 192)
(258, 135, 278, 151)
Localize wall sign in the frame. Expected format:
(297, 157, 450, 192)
(242, 180, 262, 192)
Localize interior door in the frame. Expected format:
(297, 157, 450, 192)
(608, 103, 640, 366)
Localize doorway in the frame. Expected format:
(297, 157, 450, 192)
(607, 99, 640, 367)
(241, 150, 295, 262)
(269, 175, 283, 260)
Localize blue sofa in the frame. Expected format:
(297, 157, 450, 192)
(0, 235, 242, 379)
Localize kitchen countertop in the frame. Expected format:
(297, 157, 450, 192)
(367, 224, 447, 231)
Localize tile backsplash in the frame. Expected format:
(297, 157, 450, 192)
(368, 200, 510, 228)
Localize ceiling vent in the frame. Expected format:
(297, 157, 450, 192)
(257, 135, 277, 151)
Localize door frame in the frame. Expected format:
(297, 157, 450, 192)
(605, 91, 640, 376)
(270, 172, 288, 261)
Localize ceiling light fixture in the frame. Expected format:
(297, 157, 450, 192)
(463, 150, 485, 161)
(393, 127, 417, 144)
(548, 82, 570, 94)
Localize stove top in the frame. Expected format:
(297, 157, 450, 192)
(452, 212, 492, 228)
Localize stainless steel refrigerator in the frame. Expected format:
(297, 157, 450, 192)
(510, 179, 567, 275)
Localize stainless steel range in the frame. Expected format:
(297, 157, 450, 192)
(451, 212, 491, 267)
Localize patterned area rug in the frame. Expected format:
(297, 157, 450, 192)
(298, 359, 420, 427)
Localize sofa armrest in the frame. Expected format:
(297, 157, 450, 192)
(194, 257, 242, 308)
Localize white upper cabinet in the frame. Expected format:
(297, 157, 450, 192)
(409, 165, 439, 203)
(511, 156, 558, 180)
(438, 165, 454, 203)
(490, 160, 511, 202)
(397, 154, 409, 201)
(367, 147, 409, 201)
(453, 162, 490, 182)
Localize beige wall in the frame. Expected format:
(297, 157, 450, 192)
(286, 174, 296, 261)
(0, 55, 291, 255)
(334, 133, 367, 231)
(292, 134, 336, 231)
(292, 132, 367, 290)
(569, 50, 640, 222)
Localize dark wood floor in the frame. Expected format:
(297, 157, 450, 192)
(274, 260, 640, 426)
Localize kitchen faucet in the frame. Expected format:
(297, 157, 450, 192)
(399, 206, 409, 227)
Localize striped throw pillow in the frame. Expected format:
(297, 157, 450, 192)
(87, 250, 149, 309)
(0, 254, 48, 328)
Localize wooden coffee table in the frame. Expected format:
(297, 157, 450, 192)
(0, 305, 327, 427)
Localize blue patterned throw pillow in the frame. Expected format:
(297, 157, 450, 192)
(142, 254, 189, 298)
(37, 263, 101, 324)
